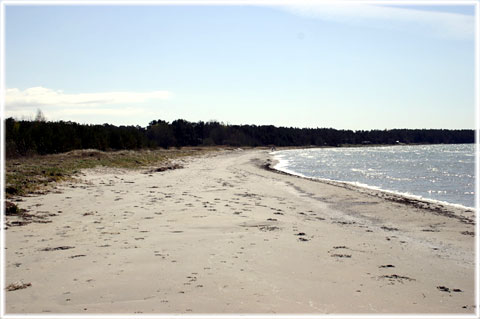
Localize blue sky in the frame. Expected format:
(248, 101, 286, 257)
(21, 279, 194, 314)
(4, 3, 477, 129)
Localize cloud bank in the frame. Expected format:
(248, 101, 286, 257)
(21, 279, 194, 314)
(4, 87, 171, 124)
(6, 87, 172, 109)
(282, 4, 474, 40)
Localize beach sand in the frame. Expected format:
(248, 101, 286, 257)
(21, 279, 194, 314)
(4, 148, 476, 314)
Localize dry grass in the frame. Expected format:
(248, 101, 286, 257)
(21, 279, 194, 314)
(5, 147, 221, 198)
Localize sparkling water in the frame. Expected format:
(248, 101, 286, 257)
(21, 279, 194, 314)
(273, 144, 476, 209)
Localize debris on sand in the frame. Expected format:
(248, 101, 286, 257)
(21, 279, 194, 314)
(380, 274, 415, 283)
(5, 201, 22, 216)
(5, 204, 56, 228)
(69, 255, 86, 259)
(381, 226, 399, 232)
(41, 246, 75, 251)
(6, 281, 31, 291)
(437, 286, 450, 292)
(146, 163, 184, 174)
(437, 285, 463, 293)
(258, 225, 279, 232)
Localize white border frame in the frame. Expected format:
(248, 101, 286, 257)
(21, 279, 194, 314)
(0, 1, 478, 319)
(1, 0, 6, 317)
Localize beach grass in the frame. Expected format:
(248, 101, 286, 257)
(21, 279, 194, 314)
(5, 147, 220, 198)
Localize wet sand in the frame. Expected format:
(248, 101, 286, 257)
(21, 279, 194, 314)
(4, 148, 475, 314)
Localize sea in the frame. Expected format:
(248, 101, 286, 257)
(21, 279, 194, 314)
(272, 144, 476, 209)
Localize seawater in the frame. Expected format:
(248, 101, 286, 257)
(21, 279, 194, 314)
(273, 144, 476, 209)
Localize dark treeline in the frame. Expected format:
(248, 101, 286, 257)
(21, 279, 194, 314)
(4, 117, 475, 157)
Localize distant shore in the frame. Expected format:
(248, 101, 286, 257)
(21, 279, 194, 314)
(5, 117, 474, 159)
(5, 148, 475, 314)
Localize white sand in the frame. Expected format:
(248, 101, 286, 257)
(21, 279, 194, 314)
(4, 149, 475, 314)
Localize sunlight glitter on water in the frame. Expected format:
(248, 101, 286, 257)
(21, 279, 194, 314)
(273, 144, 475, 208)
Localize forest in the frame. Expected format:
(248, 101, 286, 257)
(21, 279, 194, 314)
(4, 117, 475, 158)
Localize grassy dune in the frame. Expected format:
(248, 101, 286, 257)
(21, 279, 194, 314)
(5, 147, 221, 198)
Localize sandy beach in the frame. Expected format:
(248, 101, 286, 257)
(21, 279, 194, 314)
(4, 148, 475, 314)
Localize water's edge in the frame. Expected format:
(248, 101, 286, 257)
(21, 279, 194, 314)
(263, 155, 475, 225)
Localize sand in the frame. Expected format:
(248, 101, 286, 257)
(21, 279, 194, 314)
(4, 148, 476, 314)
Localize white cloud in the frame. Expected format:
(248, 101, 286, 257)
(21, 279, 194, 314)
(4, 87, 170, 125)
(4, 106, 157, 125)
(5, 86, 172, 109)
(281, 4, 474, 40)
(51, 107, 144, 117)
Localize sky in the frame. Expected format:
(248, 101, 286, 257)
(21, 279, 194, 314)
(3, 2, 477, 130)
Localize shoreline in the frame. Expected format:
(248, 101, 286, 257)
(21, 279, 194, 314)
(268, 146, 476, 215)
(5, 148, 475, 314)
(264, 156, 475, 226)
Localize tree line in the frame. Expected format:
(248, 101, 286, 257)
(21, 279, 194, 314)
(4, 117, 475, 158)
